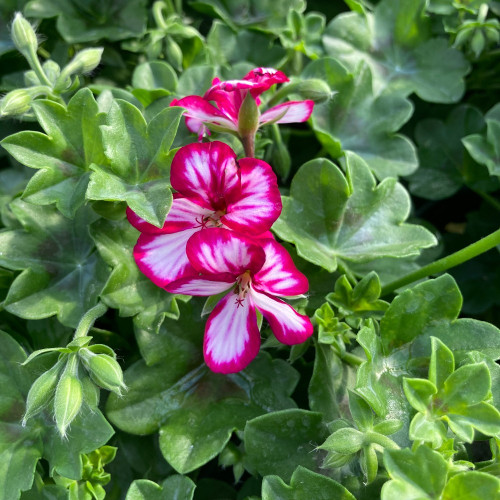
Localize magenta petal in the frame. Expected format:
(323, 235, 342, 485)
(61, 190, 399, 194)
(223, 158, 282, 235)
(127, 207, 168, 234)
(173, 95, 237, 131)
(204, 293, 260, 373)
(170, 142, 240, 210)
(260, 100, 314, 125)
(133, 228, 198, 287)
(243, 67, 289, 91)
(161, 196, 213, 233)
(165, 274, 234, 296)
(253, 239, 309, 296)
(250, 289, 313, 345)
(186, 228, 266, 277)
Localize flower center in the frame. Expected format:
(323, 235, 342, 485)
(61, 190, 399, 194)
(195, 209, 226, 229)
(234, 270, 252, 307)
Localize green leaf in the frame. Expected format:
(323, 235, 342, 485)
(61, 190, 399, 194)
(403, 378, 437, 413)
(381, 275, 500, 360)
(439, 363, 491, 409)
(0, 331, 43, 500)
(308, 342, 350, 422)
(323, 0, 469, 102)
(87, 102, 183, 227)
(244, 409, 328, 481)
(407, 105, 496, 200)
(463, 103, 500, 178)
(0, 200, 107, 327)
(125, 476, 196, 500)
(43, 405, 114, 480)
(90, 218, 188, 332)
(408, 412, 447, 448)
(1, 89, 106, 218)
(382, 446, 448, 500)
(429, 337, 455, 390)
(190, 0, 305, 33)
(131, 61, 178, 107)
(206, 22, 287, 68)
(303, 58, 417, 178)
(442, 471, 500, 500)
(273, 153, 436, 273)
(262, 466, 356, 500)
(24, 0, 147, 43)
(107, 322, 299, 474)
(348, 390, 374, 431)
(177, 66, 217, 97)
(446, 403, 500, 441)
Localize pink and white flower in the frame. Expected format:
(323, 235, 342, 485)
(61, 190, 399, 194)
(165, 228, 313, 374)
(129, 141, 282, 287)
(171, 67, 314, 139)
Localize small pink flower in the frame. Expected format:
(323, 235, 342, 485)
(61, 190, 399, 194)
(171, 67, 314, 139)
(129, 141, 282, 287)
(165, 228, 313, 374)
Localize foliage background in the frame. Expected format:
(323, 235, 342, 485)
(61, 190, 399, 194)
(0, 0, 499, 499)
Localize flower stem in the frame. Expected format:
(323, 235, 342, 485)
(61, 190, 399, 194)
(241, 134, 255, 158)
(74, 302, 108, 339)
(381, 227, 500, 296)
(473, 188, 500, 212)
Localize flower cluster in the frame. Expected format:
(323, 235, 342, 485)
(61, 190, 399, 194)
(130, 68, 314, 374)
(171, 67, 314, 155)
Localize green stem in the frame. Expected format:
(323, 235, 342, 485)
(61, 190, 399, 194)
(341, 351, 364, 367)
(26, 47, 52, 87)
(240, 134, 255, 158)
(473, 188, 500, 212)
(152, 1, 169, 29)
(74, 302, 108, 339)
(381, 227, 500, 296)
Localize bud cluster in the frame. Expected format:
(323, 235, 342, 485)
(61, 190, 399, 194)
(22, 335, 126, 437)
(0, 12, 103, 119)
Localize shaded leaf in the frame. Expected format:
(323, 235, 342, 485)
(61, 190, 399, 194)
(323, 0, 469, 102)
(303, 58, 417, 178)
(273, 153, 436, 273)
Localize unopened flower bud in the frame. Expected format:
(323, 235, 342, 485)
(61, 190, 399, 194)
(54, 358, 83, 437)
(23, 360, 63, 425)
(295, 79, 333, 103)
(0, 89, 32, 117)
(11, 12, 38, 56)
(81, 349, 126, 395)
(62, 48, 104, 79)
(165, 36, 183, 71)
(238, 92, 260, 138)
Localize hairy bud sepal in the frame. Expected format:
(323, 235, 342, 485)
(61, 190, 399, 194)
(11, 12, 38, 57)
(54, 355, 83, 437)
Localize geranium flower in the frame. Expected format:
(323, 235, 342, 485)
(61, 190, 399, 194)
(165, 228, 313, 374)
(128, 141, 281, 287)
(171, 67, 314, 144)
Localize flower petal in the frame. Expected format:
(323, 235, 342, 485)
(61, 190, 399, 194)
(260, 100, 314, 125)
(133, 228, 198, 287)
(204, 292, 260, 373)
(243, 67, 289, 95)
(170, 141, 240, 210)
(127, 197, 212, 235)
(250, 289, 313, 345)
(253, 239, 309, 296)
(222, 158, 282, 235)
(171, 96, 237, 131)
(186, 228, 266, 276)
(165, 274, 234, 295)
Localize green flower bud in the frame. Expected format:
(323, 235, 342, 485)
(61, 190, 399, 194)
(11, 12, 38, 56)
(62, 48, 104, 77)
(23, 359, 64, 425)
(54, 357, 83, 437)
(80, 349, 126, 395)
(165, 36, 183, 71)
(295, 79, 333, 103)
(0, 89, 32, 117)
(238, 92, 260, 137)
(470, 29, 486, 58)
